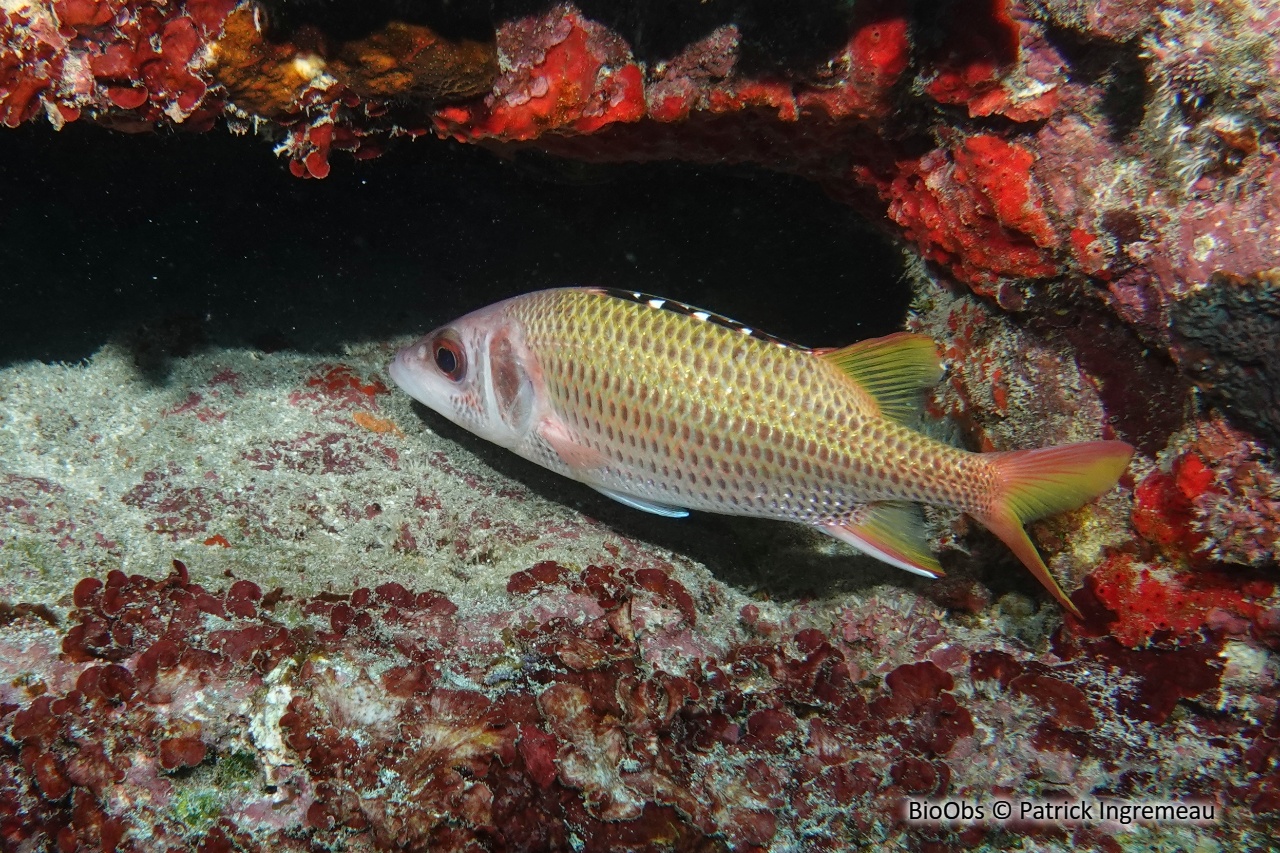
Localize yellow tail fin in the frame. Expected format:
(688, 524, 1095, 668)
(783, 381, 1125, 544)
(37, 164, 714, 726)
(976, 440, 1134, 618)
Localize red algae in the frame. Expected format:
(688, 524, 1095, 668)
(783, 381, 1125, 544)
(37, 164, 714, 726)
(4, 555, 1273, 849)
(887, 135, 1062, 292)
(159, 736, 208, 770)
(3, 1, 1280, 845)
(1087, 554, 1275, 648)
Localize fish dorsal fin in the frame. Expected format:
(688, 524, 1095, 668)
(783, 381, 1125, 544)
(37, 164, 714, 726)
(593, 288, 804, 349)
(821, 501, 943, 578)
(819, 332, 943, 424)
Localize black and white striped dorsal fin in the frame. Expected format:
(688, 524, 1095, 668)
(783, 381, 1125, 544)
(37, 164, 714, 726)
(595, 288, 805, 350)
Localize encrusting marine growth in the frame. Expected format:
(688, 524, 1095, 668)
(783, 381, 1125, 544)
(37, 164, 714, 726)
(3, 0, 1280, 846)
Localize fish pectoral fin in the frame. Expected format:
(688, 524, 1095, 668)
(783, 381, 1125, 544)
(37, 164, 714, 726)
(821, 502, 943, 578)
(819, 332, 943, 425)
(536, 415, 606, 471)
(534, 417, 689, 519)
(592, 486, 690, 518)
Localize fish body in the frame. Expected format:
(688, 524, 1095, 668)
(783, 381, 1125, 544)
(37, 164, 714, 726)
(389, 287, 1132, 616)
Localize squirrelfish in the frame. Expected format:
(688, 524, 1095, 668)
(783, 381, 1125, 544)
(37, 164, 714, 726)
(389, 288, 1132, 616)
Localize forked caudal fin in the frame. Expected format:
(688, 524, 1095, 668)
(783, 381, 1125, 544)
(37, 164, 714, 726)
(975, 440, 1134, 619)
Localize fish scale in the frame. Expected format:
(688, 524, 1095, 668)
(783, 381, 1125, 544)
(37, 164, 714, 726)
(389, 286, 1133, 617)
(508, 288, 979, 521)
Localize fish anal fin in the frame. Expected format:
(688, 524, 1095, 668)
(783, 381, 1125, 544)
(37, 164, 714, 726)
(592, 486, 689, 518)
(821, 502, 943, 579)
(819, 332, 943, 424)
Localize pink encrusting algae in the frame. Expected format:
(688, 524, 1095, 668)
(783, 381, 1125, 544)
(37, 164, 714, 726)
(1, 557, 1268, 851)
(390, 288, 1133, 616)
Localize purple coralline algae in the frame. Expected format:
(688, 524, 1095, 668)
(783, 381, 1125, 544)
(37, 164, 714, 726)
(1, 558, 1268, 851)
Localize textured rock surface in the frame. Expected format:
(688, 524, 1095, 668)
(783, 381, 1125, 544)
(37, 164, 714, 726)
(0, 293, 1274, 850)
(3, 0, 1280, 849)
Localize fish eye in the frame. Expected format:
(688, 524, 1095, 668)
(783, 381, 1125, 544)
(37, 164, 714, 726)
(433, 335, 466, 382)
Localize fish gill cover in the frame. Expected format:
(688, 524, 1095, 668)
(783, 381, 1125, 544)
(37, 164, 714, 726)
(1, 0, 1279, 850)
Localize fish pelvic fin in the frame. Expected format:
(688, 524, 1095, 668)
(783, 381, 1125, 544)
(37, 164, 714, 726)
(819, 332, 943, 424)
(592, 486, 689, 518)
(822, 502, 944, 579)
(977, 440, 1135, 619)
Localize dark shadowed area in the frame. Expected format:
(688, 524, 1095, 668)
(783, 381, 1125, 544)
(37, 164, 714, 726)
(0, 123, 908, 366)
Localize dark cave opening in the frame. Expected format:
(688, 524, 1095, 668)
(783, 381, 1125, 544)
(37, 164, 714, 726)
(0, 123, 909, 366)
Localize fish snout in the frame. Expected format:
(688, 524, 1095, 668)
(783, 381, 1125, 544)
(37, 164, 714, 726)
(388, 338, 437, 405)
